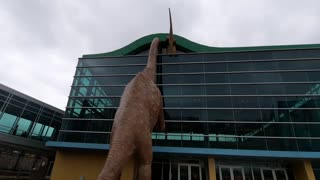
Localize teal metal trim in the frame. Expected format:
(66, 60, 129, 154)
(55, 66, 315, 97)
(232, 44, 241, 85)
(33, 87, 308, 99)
(46, 141, 109, 150)
(46, 141, 320, 159)
(82, 33, 320, 58)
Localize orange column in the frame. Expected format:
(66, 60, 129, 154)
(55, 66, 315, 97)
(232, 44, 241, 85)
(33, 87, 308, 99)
(292, 160, 315, 180)
(208, 157, 216, 180)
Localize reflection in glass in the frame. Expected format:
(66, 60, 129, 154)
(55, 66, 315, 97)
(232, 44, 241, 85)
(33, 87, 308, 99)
(233, 168, 244, 180)
(221, 168, 231, 180)
(62, 50, 320, 150)
(16, 118, 31, 136)
(0, 113, 17, 133)
(275, 170, 287, 180)
(262, 169, 273, 180)
(191, 166, 200, 180)
(179, 165, 188, 180)
(31, 123, 43, 140)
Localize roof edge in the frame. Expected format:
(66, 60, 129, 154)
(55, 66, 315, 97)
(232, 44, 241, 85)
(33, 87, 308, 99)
(82, 33, 320, 58)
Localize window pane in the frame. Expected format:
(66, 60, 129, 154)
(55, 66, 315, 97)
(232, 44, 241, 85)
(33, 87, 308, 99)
(80, 57, 147, 66)
(250, 51, 273, 60)
(262, 169, 273, 180)
(161, 64, 180, 73)
(206, 85, 230, 95)
(182, 86, 205, 95)
(233, 168, 243, 180)
(203, 53, 226, 62)
(228, 62, 256, 71)
(179, 165, 188, 180)
(204, 63, 227, 72)
(221, 168, 231, 180)
(79, 66, 143, 75)
(46, 127, 54, 137)
(74, 76, 133, 86)
(0, 113, 17, 133)
(31, 123, 43, 137)
(16, 118, 31, 137)
(275, 170, 286, 180)
(205, 74, 228, 83)
(180, 64, 203, 72)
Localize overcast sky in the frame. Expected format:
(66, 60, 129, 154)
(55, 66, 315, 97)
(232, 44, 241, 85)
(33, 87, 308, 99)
(1, 0, 320, 110)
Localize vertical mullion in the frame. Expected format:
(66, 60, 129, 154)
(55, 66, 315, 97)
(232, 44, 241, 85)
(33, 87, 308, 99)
(230, 167, 234, 180)
(0, 94, 13, 119)
(11, 100, 29, 135)
(199, 165, 202, 180)
(178, 164, 180, 180)
(272, 170, 277, 180)
(261, 169, 265, 180)
(28, 106, 43, 138)
(169, 160, 172, 180)
(251, 167, 255, 180)
(284, 169, 289, 180)
(188, 165, 191, 180)
(241, 168, 245, 180)
(161, 162, 163, 180)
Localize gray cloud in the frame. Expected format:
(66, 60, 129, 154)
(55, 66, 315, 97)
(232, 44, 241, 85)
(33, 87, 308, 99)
(1, 0, 320, 110)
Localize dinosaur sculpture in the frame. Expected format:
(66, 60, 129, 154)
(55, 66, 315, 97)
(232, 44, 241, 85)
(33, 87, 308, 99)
(97, 38, 165, 180)
(166, 8, 176, 54)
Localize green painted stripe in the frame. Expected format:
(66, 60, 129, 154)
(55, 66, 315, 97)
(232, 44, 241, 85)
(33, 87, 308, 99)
(82, 33, 320, 58)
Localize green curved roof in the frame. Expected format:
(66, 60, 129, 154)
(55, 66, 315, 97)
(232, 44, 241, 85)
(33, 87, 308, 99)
(82, 33, 320, 58)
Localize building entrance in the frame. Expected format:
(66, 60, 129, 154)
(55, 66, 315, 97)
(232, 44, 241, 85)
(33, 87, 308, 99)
(151, 159, 205, 180)
(219, 165, 245, 180)
(260, 168, 288, 180)
(178, 163, 202, 180)
(217, 165, 289, 180)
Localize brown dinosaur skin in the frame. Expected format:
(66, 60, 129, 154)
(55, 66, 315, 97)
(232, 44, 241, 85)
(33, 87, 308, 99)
(97, 38, 165, 180)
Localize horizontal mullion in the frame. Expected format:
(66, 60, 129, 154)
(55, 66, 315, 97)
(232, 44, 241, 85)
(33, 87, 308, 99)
(58, 130, 320, 140)
(68, 94, 320, 98)
(63, 118, 114, 121)
(61, 118, 320, 124)
(65, 107, 320, 110)
(73, 68, 320, 78)
(0, 93, 8, 99)
(59, 130, 111, 134)
(0, 99, 6, 104)
(77, 64, 146, 68)
(75, 74, 134, 77)
(161, 57, 320, 64)
(3, 101, 58, 118)
(3, 101, 26, 110)
(166, 120, 320, 124)
(71, 81, 320, 87)
(77, 57, 320, 67)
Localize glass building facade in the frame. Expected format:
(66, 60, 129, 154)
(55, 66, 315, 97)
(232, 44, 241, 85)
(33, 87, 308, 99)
(0, 84, 63, 142)
(47, 33, 320, 180)
(59, 49, 320, 152)
(0, 84, 63, 178)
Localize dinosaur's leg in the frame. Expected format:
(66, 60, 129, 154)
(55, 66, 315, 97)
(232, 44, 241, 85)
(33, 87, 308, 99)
(136, 133, 153, 180)
(97, 142, 135, 180)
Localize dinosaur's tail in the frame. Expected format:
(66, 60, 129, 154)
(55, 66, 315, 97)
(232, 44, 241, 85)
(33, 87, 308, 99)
(143, 38, 160, 82)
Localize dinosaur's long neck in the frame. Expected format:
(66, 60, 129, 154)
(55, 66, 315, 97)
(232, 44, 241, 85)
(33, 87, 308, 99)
(144, 38, 160, 83)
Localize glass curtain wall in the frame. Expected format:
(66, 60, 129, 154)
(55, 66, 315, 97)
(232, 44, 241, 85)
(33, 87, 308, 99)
(0, 88, 63, 141)
(59, 49, 320, 151)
